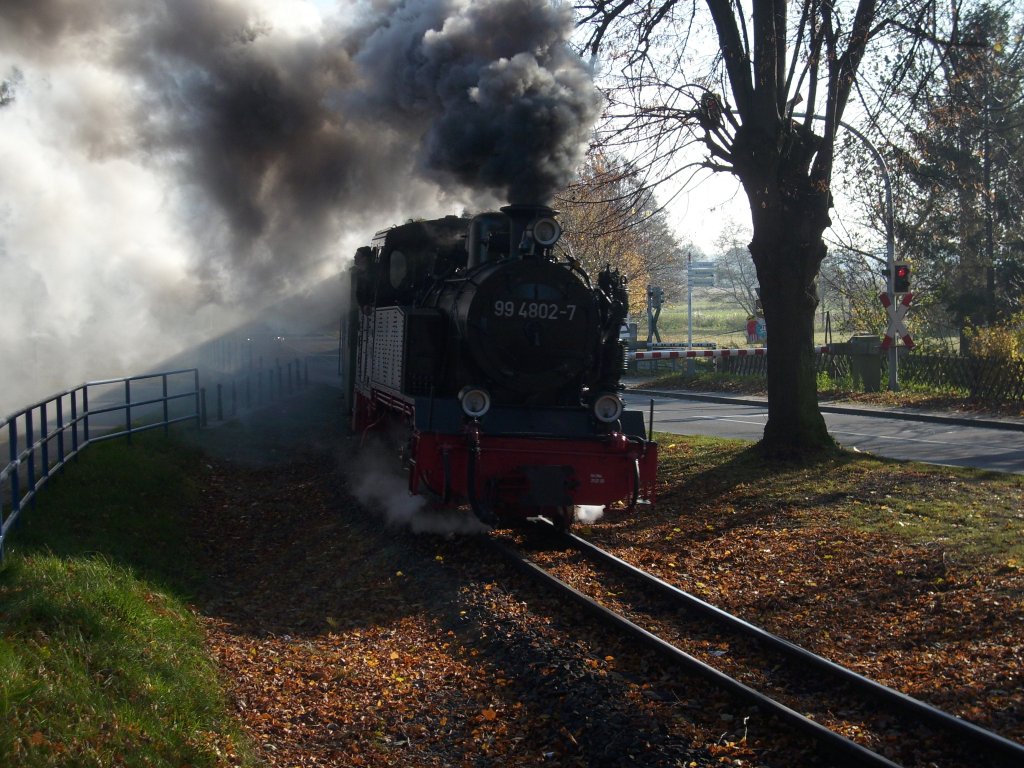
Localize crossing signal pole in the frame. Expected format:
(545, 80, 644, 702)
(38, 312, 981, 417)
(646, 285, 664, 345)
(796, 112, 901, 391)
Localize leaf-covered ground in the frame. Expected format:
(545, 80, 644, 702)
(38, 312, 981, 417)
(189, 389, 1023, 767)
(627, 438, 1024, 731)
(193, 452, 723, 767)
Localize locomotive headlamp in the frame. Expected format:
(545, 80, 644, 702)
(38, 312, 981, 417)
(592, 393, 624, 423)
(530, 217, 562, 247)
(458, 386, 492, 418)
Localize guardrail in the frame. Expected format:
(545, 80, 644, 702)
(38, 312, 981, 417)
(199, 356, 307, 424)
(0, 369, 200, 559)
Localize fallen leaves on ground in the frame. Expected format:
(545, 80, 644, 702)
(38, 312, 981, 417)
(188, 393, 1022, 768)
(192, 445, 717, 766)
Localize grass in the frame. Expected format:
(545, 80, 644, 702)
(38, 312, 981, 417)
(656, 434, 1024, 569)
(638, 298, 762, 348)
(637, 366, 1024, 417)
(7, 432, 206, 593)
(638, 297, 845, 348)
(0, 430, 256, 768)
(637, 368, 770, 395)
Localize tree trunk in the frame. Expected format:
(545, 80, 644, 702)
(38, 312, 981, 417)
(754, 233, 834, 458)
(741, 152, 836, 459)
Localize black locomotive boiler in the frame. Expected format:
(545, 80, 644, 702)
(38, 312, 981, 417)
(344, 204, 657, 529)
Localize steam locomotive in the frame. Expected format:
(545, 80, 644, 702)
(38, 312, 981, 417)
(343, 204, 657, 529)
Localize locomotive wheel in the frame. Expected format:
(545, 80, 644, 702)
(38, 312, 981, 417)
(551, 506, 574, 532)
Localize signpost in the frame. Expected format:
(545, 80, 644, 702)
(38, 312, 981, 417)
(686, 259, 716, 374)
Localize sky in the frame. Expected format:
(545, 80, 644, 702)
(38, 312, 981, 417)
(0, 0, 602, 415)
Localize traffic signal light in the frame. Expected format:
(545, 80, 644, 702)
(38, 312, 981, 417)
(647, 285, 664, 309)
(893, 262, 911, 293)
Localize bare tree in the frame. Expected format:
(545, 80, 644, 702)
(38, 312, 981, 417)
(818, 246, 886, 335)
(556, 153, 689, 318)
(713, 219, 759, 317)
(577, 0, 932, 457)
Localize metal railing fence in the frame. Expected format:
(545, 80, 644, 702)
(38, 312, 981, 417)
(199, 356, 308, 425)
(0, 368, 200, 559)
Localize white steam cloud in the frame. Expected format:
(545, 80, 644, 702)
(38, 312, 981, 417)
(574, 504, 604, 524)
(0, 0, 601, 414)
(346, 437, 490, 535)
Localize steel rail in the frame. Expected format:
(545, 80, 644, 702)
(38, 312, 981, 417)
(565, 532, 1024, 766)
(488, 536, 905, 768)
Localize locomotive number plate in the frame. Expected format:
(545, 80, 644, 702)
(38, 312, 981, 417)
(493, 300, 577, 321)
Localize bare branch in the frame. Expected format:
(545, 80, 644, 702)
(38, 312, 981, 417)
(705, 0, 755, 116)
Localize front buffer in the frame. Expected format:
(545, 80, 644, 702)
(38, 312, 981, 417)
(408, 398, 657, 527)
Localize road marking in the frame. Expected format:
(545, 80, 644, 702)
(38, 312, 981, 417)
(828, 428, 957, 446)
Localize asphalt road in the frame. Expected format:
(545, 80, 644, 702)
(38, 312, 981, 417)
(624, 391, 1024, 475)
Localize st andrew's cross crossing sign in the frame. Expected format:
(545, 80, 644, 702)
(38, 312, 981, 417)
(879, 291, 915, 351)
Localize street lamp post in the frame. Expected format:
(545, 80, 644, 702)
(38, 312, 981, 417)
(795, 114, 899, 391)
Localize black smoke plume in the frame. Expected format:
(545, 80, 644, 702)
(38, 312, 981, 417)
(348, 0, 600, 203)
(0, 0, 600, 412)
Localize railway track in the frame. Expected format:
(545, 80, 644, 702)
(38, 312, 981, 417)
(488, 526, 1024, 768)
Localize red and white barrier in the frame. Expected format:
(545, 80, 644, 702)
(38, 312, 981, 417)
(630, 346, 829, 361)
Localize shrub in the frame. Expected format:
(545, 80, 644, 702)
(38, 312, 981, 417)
(966, 312, 1024, 361)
